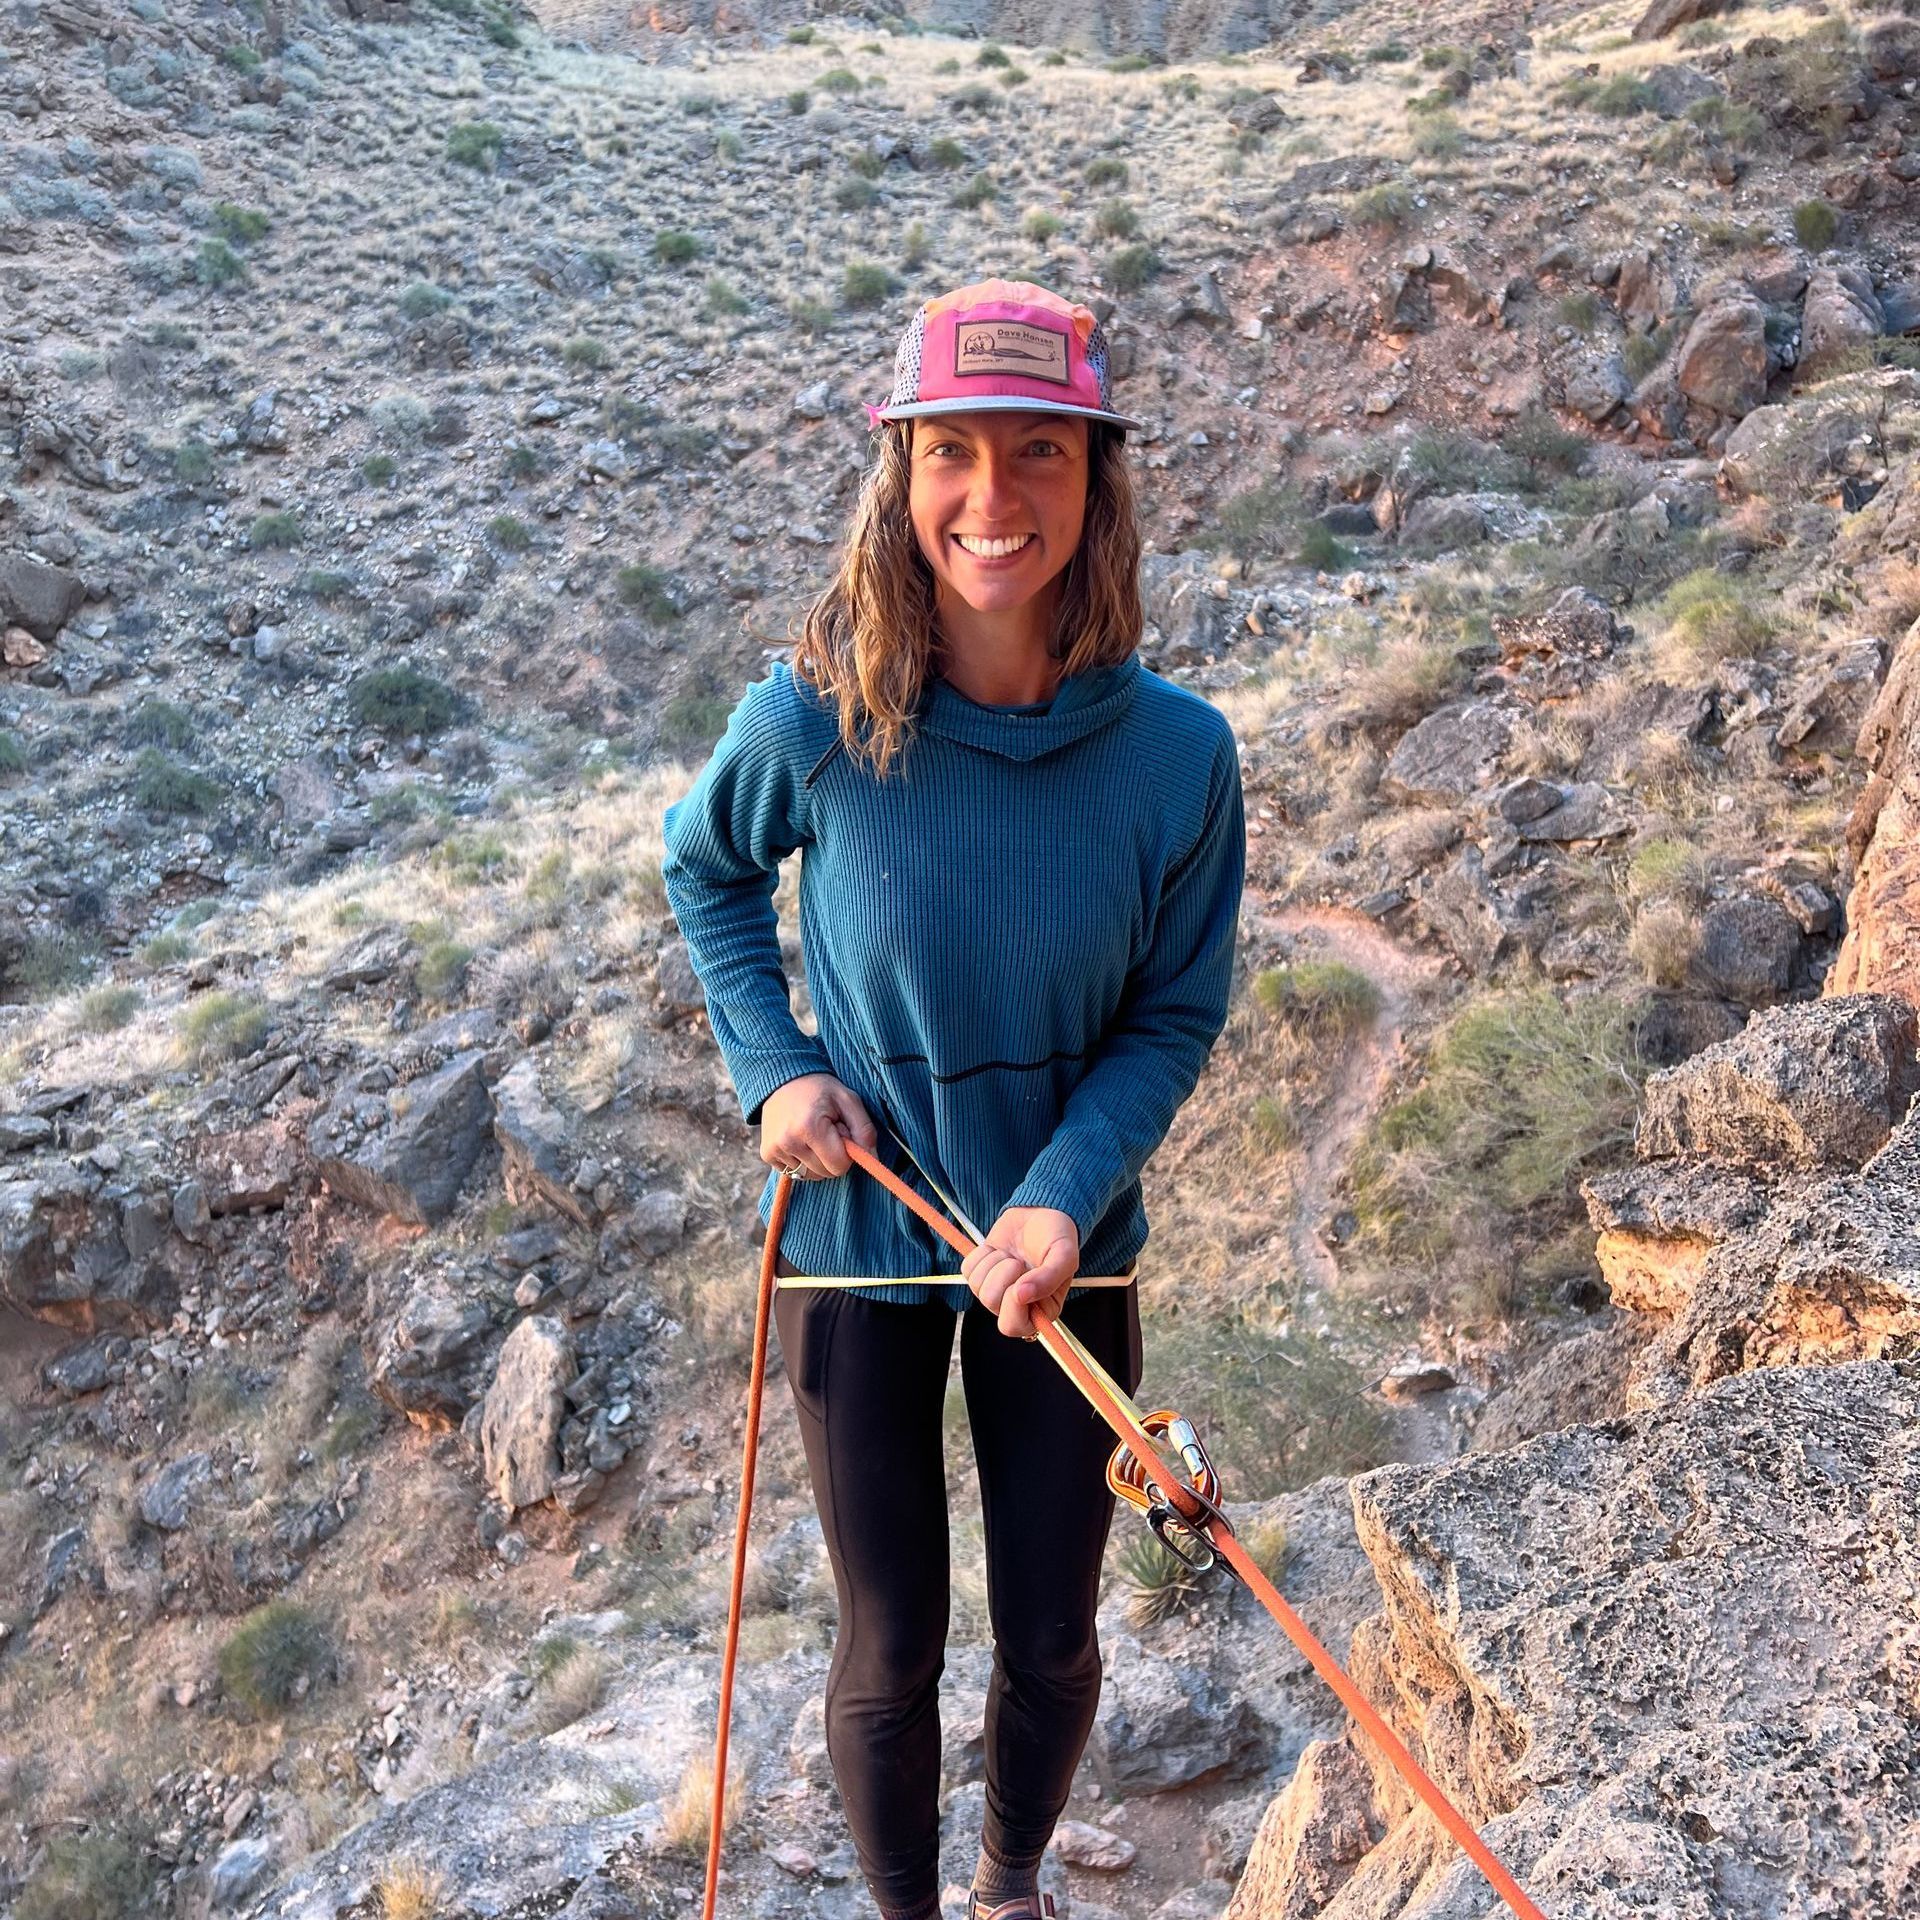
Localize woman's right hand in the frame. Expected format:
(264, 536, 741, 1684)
(760, 1073, 878, 1179)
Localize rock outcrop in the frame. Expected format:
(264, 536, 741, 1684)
(1230, 1362, 1920, 1918)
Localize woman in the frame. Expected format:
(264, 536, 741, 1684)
(661, 279, 1246, 1920)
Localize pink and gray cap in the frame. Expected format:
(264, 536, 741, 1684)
(865, 278, 1144, 436)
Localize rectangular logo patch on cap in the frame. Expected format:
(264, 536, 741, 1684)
(954, 318, 1069, 385)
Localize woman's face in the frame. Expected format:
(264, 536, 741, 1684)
(907, 410, 1090, 619)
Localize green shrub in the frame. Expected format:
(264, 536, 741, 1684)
(446, 120, 504, 169)
(841, 261, 897, 308)
(975, 41, 1010, 66)
(1348, 181, 1413, 230)
(1022, 210, 1061, 242)
(218, 1600, 334, 1715)
(180, 990, 268, 1065)
(1365, 39, 1409, 60)
(1106, 52, 1154, 72)
(174, 440, 213, 485)
(1104, 243, 1162, 292)
(661, 687, 734, 751)
(1683, 94, 1766, 145)
(1092, 198, 1138, 239)
(484, 8, 519, 46)
(784, 22, 814, 40)
(195, 237, 246, 287)
(347, 665, 466, 735)
(1502, 403, 1590, 486)
(222, 41, 261, 70)
(125, 698, 195, 750)
(306, 569, 353, 599)
(614, 564, 682, 620)
(818, 65, 860, 91)
(834, 174, 879, 211)
(998, 65, 1029, 87)
(562, 335, 608, 370)
(1411, 110, 1463, 157)
(77, 983, 141, 1033)
(398, 281, 453, 320)
(1115, 1531, 1201, 1626)
(1253, 959, 1380, 1037)
(927, 135, 966, 169)
(1160, 71, 1199, 100)
(654, 227, 701, 265)
(415, 938, 472, 1002)
(1556, 289, 1601, 332)
(786, 88, 811, 114)
(14, 1829, 152, 1920)
(1084, 155, 1128, 187)
(362, 452, 397, 485)
(0, 731, 24, 776)
(141, 931, 193, 968)
(1296, 522, 1349, 570)
(1352, 987, 1646, 1257)
(247, 510, 300, 550)
(901, 220, 930, 270)
(788, 296, 834, 333)
(947, 82, 998, 111)
(1792, 199, 1839, 250)
(1655, 566, 1776, 659)
(714, 128, 742, 161)
(210, 202, 269, 245)
(488, 514, 532, 552)
(949, 170, 997, 209)
(132, 748, 219, 816)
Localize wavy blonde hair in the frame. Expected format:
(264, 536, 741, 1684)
(788, 417, 1144, 783)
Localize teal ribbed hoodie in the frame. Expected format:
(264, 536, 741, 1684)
(659, 649, 1246, 1309)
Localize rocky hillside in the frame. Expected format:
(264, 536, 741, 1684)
(8, 0, 1920, 1914)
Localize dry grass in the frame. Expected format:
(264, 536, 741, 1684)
(377, 1859, 447, 1920)
(525, 1641, 616, 1736)
(1628, 901, 1701, 988)
(657, 1751, 746, 1859)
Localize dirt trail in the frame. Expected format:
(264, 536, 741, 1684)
(1251, 906, 1443, 1296)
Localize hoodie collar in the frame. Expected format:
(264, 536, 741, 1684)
(918, 652, 1141, 762)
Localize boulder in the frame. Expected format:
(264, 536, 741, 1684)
(1092, 1631, 1265, 1795)
(1247, 1361, 1920, 1918)
(1693, 892, 1802, 1003)
(1634, 1114, 1920, 1403)
(493, 1057, 592, 1227)
(1380, 703, 1512, 806)
(140, 1452, 211, 1531)
(1582, 1158, 1774, 1311)
(1223, 1737, 1381, 1919)
(481, 1315, 575, 1511)
(1634, 995, 1920, 1172)
(0, 550, 85, 641)
(1631, 0, 1733, 38)
(367, 1274, 492, 1429)
(1831, 619, 1920, 1008)
(1675, 291, 1770, 417)
(1798, 264, 1881, 380)
(315, 1049, 492, 1226)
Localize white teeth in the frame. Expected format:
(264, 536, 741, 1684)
(954, 533, 1034, 558)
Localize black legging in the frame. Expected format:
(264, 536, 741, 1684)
(773, 1254, 1144, 1914)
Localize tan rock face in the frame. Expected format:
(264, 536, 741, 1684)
(1591, 1225, 1713, 1312)
(1233, 1362, 1920, 1920)
(479, 1315, 575, 1510)
(1833, 618, 1920, 1008)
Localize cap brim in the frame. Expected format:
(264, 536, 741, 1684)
(869, 394, 1145, 434)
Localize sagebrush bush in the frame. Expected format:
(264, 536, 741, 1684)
(347, 665, 466, 736)
(1253, 959, 1381, 1037)
(218, 1600, 334, 1714)
(132, 748, 219, 816)
(446, 120, 503, 169)
(180, 990, 268, 1065)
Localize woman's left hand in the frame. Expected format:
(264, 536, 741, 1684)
(962, 1207, 1080, 1341)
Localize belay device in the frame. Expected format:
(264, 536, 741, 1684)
(702, 1136, 1549, 1920)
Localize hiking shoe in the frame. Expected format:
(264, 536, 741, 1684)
(967, 1894, 1056, 1920)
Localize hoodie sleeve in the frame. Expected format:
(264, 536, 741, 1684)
(1002, 721, 1246, 1245)
(660, 669, 836, 1127)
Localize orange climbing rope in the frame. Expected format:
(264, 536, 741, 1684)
(703, 1142, 1549, 1920)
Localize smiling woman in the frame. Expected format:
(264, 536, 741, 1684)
(658, 279, 1243, 1920)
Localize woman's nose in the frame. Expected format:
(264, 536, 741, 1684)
(967, 449, 1022, 516)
